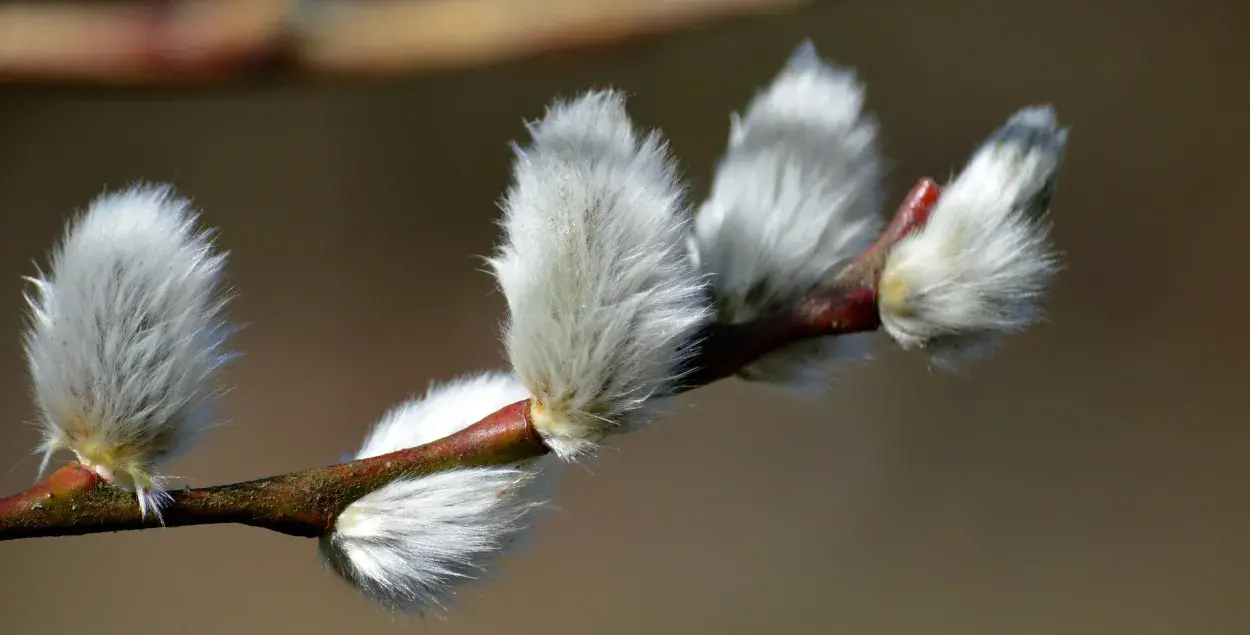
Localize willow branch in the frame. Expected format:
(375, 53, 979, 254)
(0, 177, 939, 543)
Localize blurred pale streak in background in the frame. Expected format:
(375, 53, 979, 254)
(0, 0, 806, 83)
(0, 0, 1248, 634)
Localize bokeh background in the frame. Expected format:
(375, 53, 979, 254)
(2, 0, 1248, 633)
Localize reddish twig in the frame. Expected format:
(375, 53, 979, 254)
(0, 402, 544, 540)
(0, 178, 940, 543)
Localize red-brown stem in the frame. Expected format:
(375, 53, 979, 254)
(0, 178, 941, 543)
(856, 178, 940, 270)
(0, 401, 543, 540)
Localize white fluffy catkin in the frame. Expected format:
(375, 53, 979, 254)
(320, 372, 559, 615)
(879, 106, 1068, 363)
(24, 184, 234, 519)
(691, 40, 884, 393)
(489, 90, 712, 459)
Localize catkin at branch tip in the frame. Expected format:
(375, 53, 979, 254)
(879, 106, 1068, 364)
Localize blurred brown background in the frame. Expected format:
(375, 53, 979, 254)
(1, 0, 1248, 633)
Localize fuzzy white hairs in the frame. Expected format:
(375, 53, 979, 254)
(23, 184, 234, 519)
(691, 40, 885, 393)
(489, 90, 713, 459)
(320, 372, 560, 615)
(879, 106, 1067, 363)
